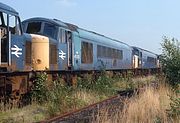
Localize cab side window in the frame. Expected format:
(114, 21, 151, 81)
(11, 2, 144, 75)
(59, 29, 66, 43)
(60, 29, 72, 43)
(0, 12, 8, 38)
(43, 23, 58, 40)
(9, 15, 22, 35)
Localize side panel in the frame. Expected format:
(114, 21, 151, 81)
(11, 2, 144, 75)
(95, 44, 132, 70)
(10, 35, 25, 71)
(58, 43, 68, 70)
(31, 34, 49, 70)
(72, 34, 81, 70)
(142, 51, 157, 69)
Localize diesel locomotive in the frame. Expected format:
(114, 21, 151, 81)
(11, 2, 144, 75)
(0, 3, 50, 101)
(22, 17, 159, 71)
(0, 2, 159, 101)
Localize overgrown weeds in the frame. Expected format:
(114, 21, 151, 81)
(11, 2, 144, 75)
(161, 37, 180, 121)
(94, 82, 178, 123)
(0, 72, 167, 122)
(77, 71, 116, 96)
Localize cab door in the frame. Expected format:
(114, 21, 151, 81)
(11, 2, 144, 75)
(0, 12, 9, 66)
(0, 12, 24, 71)
(58, 29, 72, 70)
(9, 14, 24, 71)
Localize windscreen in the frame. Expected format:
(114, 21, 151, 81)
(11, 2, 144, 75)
(26, 22, 58, 40)
(43, 23, 58, 40)
(26, 22, 41, 34)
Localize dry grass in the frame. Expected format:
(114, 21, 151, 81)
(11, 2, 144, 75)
(119, 86, 169, 123)
(73, 89, 103, 105)
(94, 83, 176, 123)
(1, 75, 176, 123)
(0, 103, 46, 123)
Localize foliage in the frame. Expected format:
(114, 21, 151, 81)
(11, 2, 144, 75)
(0, 73, 160, 122)
(77, 71, 116, 95)
(161, 37, 180, 87)
(168, 86, 180, 120)
(46, 80, 76, 117)
(31, 72, 49, 104)
(161, 37, 180, 121)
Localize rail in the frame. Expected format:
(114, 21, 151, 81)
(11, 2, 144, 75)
(40, 89, 136, 123)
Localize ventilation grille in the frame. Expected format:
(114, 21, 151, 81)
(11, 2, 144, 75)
(50, 44, 57, 64)
(25, 41, 32, 64)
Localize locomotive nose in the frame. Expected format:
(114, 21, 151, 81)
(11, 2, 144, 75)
(30, 34, 49, 70)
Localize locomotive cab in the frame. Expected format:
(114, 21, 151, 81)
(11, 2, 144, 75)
(0, 3, 50, 101)
(0, 3, 29, 101)
(132, 47, 142, 69)
(0, 4, 23, 72)
(22, 18, 74, 71)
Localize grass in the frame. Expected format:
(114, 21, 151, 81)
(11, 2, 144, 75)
(0, 103, 46, 123)
(0, 74, 174, 123)
(94, 82, 179, 123)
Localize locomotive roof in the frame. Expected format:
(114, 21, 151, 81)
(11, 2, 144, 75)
(0, 2, 18, 16)
(23, 17, 131, 48)
(132, 46, 158, 55)
(23, 17, 68, 28)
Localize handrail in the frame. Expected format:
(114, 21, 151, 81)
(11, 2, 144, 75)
(8, 31, 11, 65)
(0, 28, 1, 65)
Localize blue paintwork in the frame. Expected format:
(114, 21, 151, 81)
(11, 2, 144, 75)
(22, 17, 133, 71)
(132, 46, 158, 69)
(141, 50, 157, 68)
(76, 28, 132, 70)
(0, 2, 32, 72)
(10, 33, 34, 71)
(22, 17, 159, 71)
(0, 2, 18, 16)
(11, 35, 25, 71)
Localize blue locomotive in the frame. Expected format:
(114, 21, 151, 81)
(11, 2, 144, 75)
(0, 3, 51, 100)
(132, 46, 159, 69)
(22, 18, 133, 71)
(22, 18, 159, 72)
(0, 2, 160, 101)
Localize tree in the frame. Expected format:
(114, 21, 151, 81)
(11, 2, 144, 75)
(161, 37, 180, 87)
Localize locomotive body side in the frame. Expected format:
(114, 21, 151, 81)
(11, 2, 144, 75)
(132, 46, 158, 69)
(22, 18, 133, 72)
(141, 50, 158, 69)
(76, 28, 132, 70)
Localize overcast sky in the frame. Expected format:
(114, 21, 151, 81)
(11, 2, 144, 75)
(1, 0, 180, 54)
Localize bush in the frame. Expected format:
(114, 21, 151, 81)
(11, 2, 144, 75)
(161, 37, 180, 87)
(46, 80, 73, 116)
(168, 94, 180, 119)
(31, 72, 49, 104)
(161, 37, 180, 120)
(77, 71, 116, 95)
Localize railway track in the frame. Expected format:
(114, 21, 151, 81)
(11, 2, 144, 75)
(40, 89, 136, 123)
(40, 80, 159, 123)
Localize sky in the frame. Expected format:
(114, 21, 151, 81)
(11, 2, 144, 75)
(1, 0, 180, 54)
